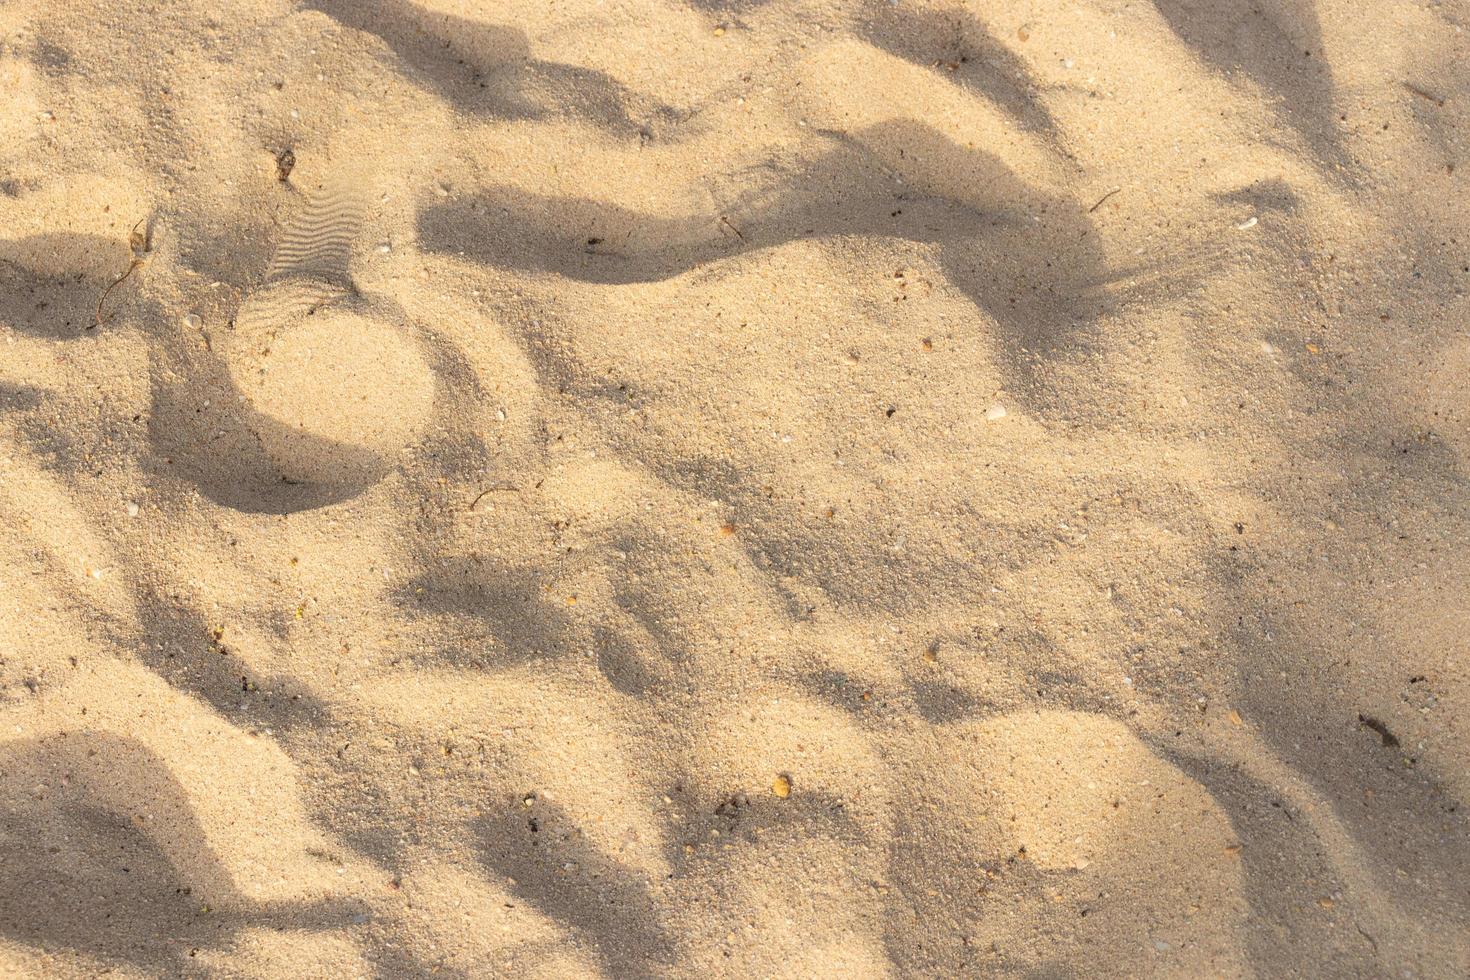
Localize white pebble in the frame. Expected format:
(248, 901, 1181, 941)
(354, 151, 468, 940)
(183, 313, 202, 329)
(985, 403, 1008, 421)
(1260, 340, 1276, 354)
(126, 502, 139, 517)
(376, 242, 392, 253)
(1236, 216, 1258, 230)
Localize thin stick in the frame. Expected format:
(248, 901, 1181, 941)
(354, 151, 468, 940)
(469, 485, 520, 511)
(1087, 188, 1122, 213)
(93, 218, 148, 329)
(1403, 82, 1446, 107)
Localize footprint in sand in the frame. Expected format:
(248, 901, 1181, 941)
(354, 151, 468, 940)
(223, 175, 436, 494)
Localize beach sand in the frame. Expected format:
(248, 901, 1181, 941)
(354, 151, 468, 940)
(2, 0, 1469, 975)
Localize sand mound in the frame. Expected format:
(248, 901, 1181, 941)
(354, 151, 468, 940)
(231, 298, 435, 485)
(2, 0, 1468, 976)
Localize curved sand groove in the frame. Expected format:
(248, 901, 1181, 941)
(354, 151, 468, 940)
(2, 0, 1469, 977)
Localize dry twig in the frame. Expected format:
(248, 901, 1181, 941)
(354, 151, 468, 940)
(93, 217, 151, 328)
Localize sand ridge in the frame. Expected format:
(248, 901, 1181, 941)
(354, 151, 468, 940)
(2, 0, 1469, 976)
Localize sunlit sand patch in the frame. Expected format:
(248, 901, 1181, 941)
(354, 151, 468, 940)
(232, 296, 435, 484)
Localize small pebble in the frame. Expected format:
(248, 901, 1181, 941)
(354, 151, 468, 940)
(183, 313, 202, 329)
(772, 774, 792, 799)
(126, 502, 139, 517)
(1236, 216, 1258, 230)
(376, 242, 392, 254)
(985, 403, 1008, 421)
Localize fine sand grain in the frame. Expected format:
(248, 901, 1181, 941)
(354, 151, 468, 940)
(2, 0, 1469, 976)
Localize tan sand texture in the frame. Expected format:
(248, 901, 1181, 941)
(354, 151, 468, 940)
(2, 0, 1468, 976)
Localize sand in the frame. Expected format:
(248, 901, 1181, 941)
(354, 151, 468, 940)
(2, 0, 1469, 976)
